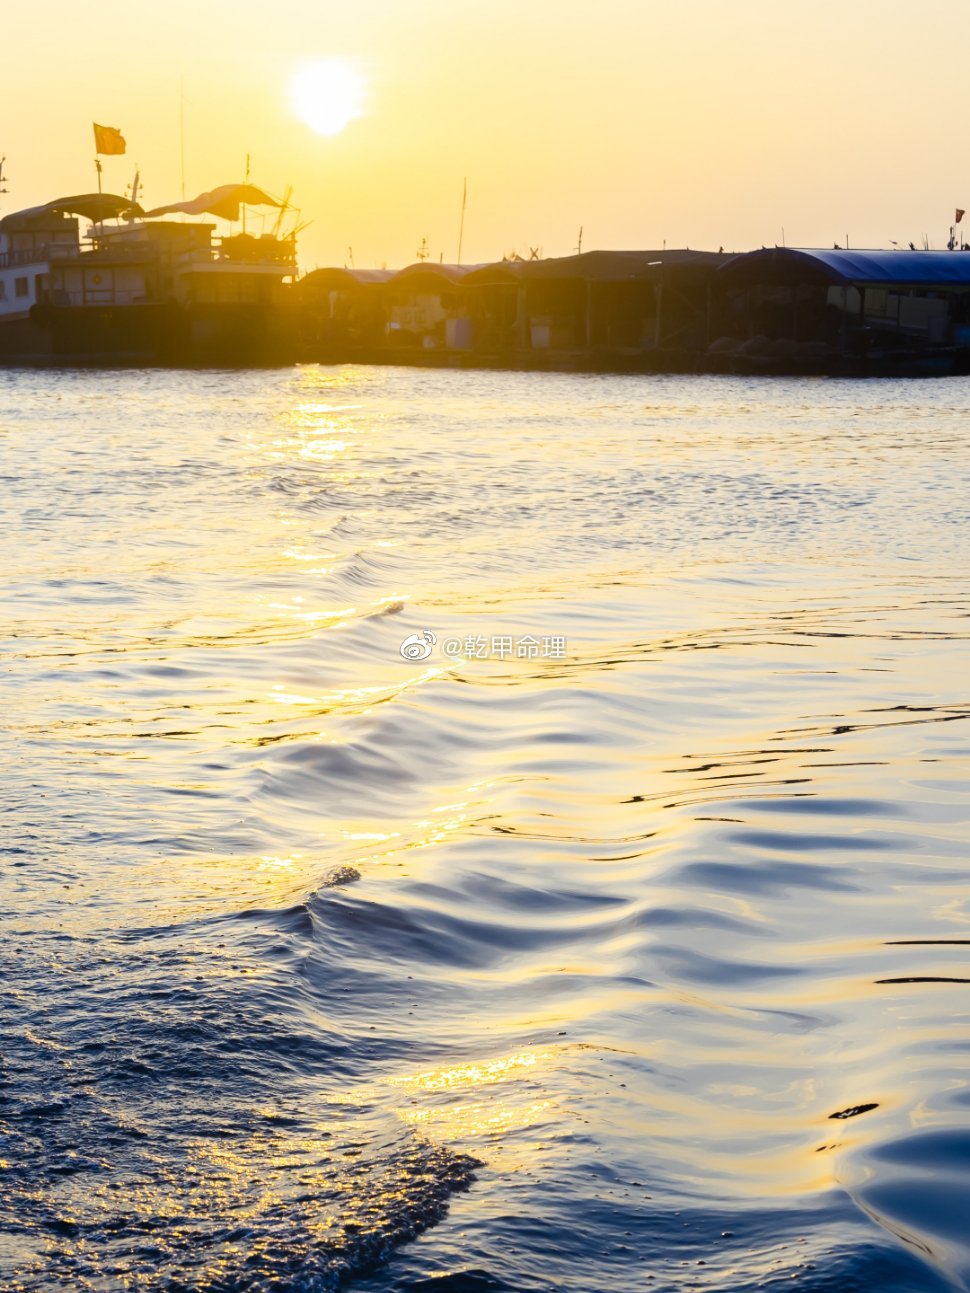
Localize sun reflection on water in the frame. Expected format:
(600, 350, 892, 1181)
(392, 1048, 550, 1094)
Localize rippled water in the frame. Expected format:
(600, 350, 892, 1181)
(2, 365, 969, 1292)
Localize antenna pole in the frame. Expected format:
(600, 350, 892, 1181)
(457, 176, 467, 265)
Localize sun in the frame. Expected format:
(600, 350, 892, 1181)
(289, 59, 366, 137)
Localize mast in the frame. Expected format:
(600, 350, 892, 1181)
(179, 78, 186, 200)
(128, 167, 141, 221)
(457, 176, 467, 266)
(242, 153, 250, 234)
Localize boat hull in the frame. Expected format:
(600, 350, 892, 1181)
(0, 303, 176, 365)
(0, 301, 299, 367)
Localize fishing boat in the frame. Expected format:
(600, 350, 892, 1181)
(0, 184, 299, 365)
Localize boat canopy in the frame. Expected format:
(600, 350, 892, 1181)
(0, 193, 143, 230)
(720, 247, 970, 287)
(146, 184, 280, 222)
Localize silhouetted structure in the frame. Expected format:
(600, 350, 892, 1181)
(296, 268, 393, 353)
(0, 190, 297, 364)
(8, 207, 970, 374)
(712, 247, 970, 374)
(297, 250, 729, 371)
(295, 246, 970, 376)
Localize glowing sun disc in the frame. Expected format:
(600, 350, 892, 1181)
(289, 59, 365, 136)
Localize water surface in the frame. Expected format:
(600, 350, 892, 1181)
(2, 365, 969, 1291)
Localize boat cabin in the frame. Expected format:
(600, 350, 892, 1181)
(0, 191, 296, 320)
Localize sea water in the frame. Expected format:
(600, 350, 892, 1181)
(1, 365, 969, 1292)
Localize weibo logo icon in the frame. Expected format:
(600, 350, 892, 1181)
(399, 630, 437, 661)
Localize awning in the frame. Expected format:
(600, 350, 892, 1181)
(0, 193, 143, 230)
(146, 184, 281, 222)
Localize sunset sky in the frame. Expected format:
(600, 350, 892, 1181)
(3, 0, 968, 269)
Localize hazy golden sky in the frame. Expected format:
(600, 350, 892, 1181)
(3, 0, 968, 268)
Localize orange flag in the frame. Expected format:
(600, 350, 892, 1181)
(93, 123, 126, 155)
(956, 208, 966, 225)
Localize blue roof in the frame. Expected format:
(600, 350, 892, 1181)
(721, 247, 970, 286)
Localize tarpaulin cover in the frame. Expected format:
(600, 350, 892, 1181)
(720, 246, 970, 287)
(145, 184, 281, 222)
(0, 194, 143, 230)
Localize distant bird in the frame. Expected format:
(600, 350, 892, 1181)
(909, 242, 917, 250)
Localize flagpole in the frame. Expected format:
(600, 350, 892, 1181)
(242, 153, 250, 235)
(457, 177, 467, 266)
(179, 78, 186, 200)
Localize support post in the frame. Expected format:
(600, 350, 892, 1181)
(654, 276, 664, 348)
(515, 284, 528, 353)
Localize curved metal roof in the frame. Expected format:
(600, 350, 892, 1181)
(720, 246, 970, 286)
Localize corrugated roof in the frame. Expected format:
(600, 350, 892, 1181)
(720, 247, 970, 286)
(464, 249, 728, 285)
(294, 251, 729, 292)
(391, 263, 486, 285)
(529, 249, 726, 280)
(300, 268, 394, 288)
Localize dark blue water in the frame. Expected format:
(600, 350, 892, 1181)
(2, 365, 969, 1291)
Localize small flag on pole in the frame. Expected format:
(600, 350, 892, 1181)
(956, 208, 965, 224)
(93, 123, 126, 155)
